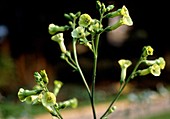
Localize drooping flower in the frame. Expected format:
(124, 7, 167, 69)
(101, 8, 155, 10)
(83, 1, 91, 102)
(78, 14, 92, 27)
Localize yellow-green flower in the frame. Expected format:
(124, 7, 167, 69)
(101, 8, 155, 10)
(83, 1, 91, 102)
(48, 24, 69, 35)
(42, 92, 56, 107)
(71, 26, 85, 38)
(120, 5, 129, 17)
(119, 5, 133, 26)
(144, 57, 166, 70)
(137, 64, 161, 76)
(120, 15, 133, 26)
(142, 46, 154, 57)
(78, 14, 92, 27)
(156, 57, 166, 69)
(25, 95, 39, 104)
(150, 64, 161, 76)
(58, 98, 78, 109)
(18, 88, 40, 102)
(118, 59, 132, 83)
(53, 80, 63, 96)
(105, 6, 133, 31)
(51, 33, 67, 53)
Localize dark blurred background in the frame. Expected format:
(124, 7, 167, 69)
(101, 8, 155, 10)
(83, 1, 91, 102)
(0, 0, 169, 100)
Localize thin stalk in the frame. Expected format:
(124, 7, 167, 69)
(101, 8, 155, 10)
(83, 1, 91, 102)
(72, 40, 91, 95)
(100, 59, 142, 119)
(72, 40, 96, 117)
(65, 58, 77, 70)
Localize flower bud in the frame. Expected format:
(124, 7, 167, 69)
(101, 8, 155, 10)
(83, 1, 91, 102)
(40, 70, 49, 84)
(106, 5, 114, 12)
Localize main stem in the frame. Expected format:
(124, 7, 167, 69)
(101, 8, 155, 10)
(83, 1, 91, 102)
(91, 34, 101, 119)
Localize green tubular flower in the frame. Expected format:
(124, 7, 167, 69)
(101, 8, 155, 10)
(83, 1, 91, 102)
(48, 24, 70, 35)
(118, 59, 132, 83)
(51, 33, 67, 53)
(137, 64, 161, 76)
(71, 26, 85, 38)
(119, 5, 133, 26)
(150, 64, 161, 76)
(104, 9, 121, 18)
(58, 98, 78, 109)
(53, 80, 63, 96)
(78, 13, 92, 27)
(25, 95, 39, 104)
(42, 92, 56, 107)
(144, 57, 166, 70)
(105, 8, 133, 31)
(18, 88, 41, 102)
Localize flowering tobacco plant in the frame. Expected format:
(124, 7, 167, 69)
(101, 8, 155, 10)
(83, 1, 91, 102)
(18, 0, 166, 119)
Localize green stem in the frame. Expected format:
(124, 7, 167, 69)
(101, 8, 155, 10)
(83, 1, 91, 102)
(91, 33, 101, 119)
(65, 58, 77, 70)
(72, 39, 92, 98)
(100, 59, 142, 119)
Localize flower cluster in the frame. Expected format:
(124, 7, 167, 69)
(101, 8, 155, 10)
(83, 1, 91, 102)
(18, 70, 78, 118)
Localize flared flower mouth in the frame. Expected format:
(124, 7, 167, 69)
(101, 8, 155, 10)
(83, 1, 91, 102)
(120, 5, 133, 26)
(51, 33, 64, 43)
(78, 13, 92, 27)
(71, 26, 85, 38)
(118, 59, 132, 68)
(42, 92, 56, 107)
(150, 64, 161, 76)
